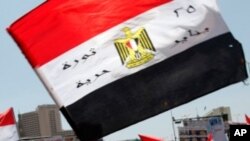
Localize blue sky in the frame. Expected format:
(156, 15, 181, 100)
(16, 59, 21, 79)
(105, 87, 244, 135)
(0, 0, 249, 140)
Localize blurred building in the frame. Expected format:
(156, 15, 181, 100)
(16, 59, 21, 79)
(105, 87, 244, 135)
(205, 106, 232, 139)
(205, 106, 232, 122)
(176, 107, 231, 141)
(18, 104, 77, 140)
(178, 118, 209, 141)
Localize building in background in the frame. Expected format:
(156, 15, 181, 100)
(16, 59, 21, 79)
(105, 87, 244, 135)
(205, 106, 232, 122)
(205, 106, 232, 137)
(18, 104, 77, 140)
(177, 116, 227, 141)
(175, 107, 231, 141)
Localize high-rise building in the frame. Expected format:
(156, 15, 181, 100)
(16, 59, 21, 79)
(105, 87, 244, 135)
(18, 105, 63, 138)
(18, 111, 40, 137)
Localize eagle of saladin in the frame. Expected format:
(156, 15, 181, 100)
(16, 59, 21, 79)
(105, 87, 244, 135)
(114, 27, 156, 69)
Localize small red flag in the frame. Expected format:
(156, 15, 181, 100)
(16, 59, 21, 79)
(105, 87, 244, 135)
(139, 134, 163, 141)
(245, 114, 250, 125)
(0, 108, 15, 126)
(0, 108, 19, 141)
(207, 132, 214, 141)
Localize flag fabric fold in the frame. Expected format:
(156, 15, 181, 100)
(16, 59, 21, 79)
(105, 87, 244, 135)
(207, 132, 214, 141)
(8, 0, 248, 140)
(139, 134, 163, 141)
(0, 108, 19, 141)
(245, 114, 250, 125)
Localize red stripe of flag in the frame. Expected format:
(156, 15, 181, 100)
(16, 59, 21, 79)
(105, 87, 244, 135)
(245, 114, 250, 125)
(0, 108, 15, 127)
(139, 134, 163, 141)
(207, 132, 214, 141)
(8, 0, 172, 68)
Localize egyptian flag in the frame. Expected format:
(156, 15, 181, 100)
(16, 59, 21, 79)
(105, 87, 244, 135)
(0, 108, 19, 141)
(8, 0, 248, 140)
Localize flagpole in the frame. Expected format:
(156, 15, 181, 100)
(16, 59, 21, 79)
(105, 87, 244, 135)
(11, 108, 20, 140)
(171, 111, 177, 141)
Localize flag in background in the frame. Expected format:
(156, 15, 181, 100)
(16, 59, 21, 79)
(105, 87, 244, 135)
(245, 114, 250, 125)
(207, 132, 214, 141)
(8, 0, 248, 140)
(139, 134, 163, 141)
(0, 108, 19, 141)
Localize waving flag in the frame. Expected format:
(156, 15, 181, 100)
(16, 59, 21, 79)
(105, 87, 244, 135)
(8, 0, 248, 140)
(139, 134, 163, 141)
(0, 108, 19, 141)
(245, 114, 250, 125)
(207, 132, 214, 141)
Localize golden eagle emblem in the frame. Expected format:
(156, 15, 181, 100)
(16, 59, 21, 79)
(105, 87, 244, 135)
(114, 27, 156, 68)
